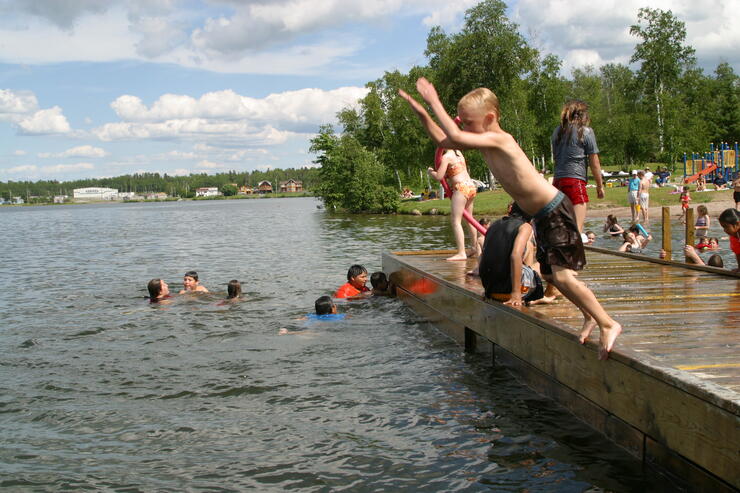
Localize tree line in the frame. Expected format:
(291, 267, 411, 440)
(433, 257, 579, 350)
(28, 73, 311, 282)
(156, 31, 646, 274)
(1, 167, 321, 202)
(311, 0, 739, 213)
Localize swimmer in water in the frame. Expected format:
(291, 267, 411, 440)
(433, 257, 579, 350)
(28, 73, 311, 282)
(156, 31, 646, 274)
(227, 279, 242, 299)
(147, 278, 171, 303)
(370, 271, 390, 296)
(180, 270, 209, 294)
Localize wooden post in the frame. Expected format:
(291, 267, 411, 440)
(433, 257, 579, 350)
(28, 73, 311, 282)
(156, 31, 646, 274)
(662, 206, 671, 260)
(685, 207, 695, 261)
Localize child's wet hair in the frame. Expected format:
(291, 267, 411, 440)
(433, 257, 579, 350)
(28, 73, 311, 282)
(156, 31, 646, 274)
(227, 279, 241, 299)
(346, 264, 367, 281)
(370, 271, 388, 289)
(184, 270, 199, 281)
(315, 295, 334, 315)
(479, 217, 491, 227)
(147, 278, 162, 298)
(718, 208, 739, 226)
(707, 254, 724, 268)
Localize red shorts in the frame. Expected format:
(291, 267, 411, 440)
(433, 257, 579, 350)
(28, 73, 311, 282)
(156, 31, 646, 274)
(553, 177, 589, 205)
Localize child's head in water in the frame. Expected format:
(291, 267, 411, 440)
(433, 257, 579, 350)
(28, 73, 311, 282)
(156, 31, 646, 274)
(147, 278, 169, 300)
(227, 280, 242, 299)
(370, 271, 389, 293)
(707, 254, 724, 268)
(346, 264, 368, 289)
(315, 295, 337, 315)
(183, 271, 199, 290)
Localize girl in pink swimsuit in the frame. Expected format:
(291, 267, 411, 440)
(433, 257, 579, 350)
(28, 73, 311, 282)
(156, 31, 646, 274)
(428, 149, 479, 260)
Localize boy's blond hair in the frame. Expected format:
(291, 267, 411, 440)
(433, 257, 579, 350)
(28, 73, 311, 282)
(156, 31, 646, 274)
(458, 88, 500, 119)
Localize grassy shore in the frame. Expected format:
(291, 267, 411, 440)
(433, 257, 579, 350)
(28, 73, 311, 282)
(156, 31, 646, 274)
(398, 184, 734, 217)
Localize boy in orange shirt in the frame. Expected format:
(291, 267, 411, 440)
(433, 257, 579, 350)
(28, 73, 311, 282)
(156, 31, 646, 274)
(335, 264, 371, 298)
(399, 79, 621, 360)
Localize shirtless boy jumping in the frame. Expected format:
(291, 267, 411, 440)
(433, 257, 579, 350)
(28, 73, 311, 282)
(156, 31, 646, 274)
(399, 78, 621, 360)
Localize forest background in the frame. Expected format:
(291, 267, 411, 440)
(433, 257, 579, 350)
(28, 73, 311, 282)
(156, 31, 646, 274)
(3, 1, 738, 212)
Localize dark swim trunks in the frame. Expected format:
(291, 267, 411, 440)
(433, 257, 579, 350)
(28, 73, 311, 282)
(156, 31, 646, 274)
(734, 190, 740, 203)
(534, 192, 586, 275)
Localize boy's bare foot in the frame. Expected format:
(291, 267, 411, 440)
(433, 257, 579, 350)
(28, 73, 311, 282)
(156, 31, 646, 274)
(529, 295, 557, 305)
(598, 322, 622, 360)
(579, 317, 597, 344)
(446, 253, 467, 261)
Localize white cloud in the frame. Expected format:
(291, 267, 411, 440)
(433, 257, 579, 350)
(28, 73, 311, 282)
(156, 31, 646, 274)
(6, 164, 38, 173)
(93, 86, 368, 144)
(0, 89, 72, 134)
(170, 168, 190, 176)
(196, 159, 224, 169)
(40, 162, 94, 173)
(13, 149, 27, 156)
(17, 106, 71, 134)
(512, 0, 740, 73)
(38, 145, 109, 158)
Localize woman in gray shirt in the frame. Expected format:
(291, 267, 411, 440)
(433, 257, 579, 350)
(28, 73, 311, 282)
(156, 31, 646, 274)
(551, 100, 605, 235)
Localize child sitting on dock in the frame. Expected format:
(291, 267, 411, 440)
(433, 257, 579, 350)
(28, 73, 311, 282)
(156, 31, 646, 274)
(335, 265, 371, 298)
(478, 203, 544, 306)
(180, 270, 209, 294)
(400, 79, 621, 359)
(370, 271, 390, 296)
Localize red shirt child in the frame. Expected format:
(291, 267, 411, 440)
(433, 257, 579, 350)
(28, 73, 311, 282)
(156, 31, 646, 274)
(335, 265, 370, 298)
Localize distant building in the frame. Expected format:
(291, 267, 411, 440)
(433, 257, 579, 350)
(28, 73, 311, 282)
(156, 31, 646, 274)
(238, 185, 255, 195)
(145, 192, 168, 200)
(53, 195, 68, 204)
(12, 196, 24, 204)
(279, 179, 303, 193)
(195, 187, 220, 197)
(73, 187, 118, 201)
(118, 192, 139, 200)
(257, 181, 273, 193)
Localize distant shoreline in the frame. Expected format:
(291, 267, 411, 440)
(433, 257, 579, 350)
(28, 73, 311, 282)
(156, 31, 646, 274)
(0, 192, 315, 207)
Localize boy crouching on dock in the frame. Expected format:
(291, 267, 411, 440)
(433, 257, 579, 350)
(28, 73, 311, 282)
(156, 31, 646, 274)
(399, 78, 621, 360)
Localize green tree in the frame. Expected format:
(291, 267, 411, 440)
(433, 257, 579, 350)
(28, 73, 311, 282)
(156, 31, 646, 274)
(630, 7, 696, 155)
(220, 183, 238, 196)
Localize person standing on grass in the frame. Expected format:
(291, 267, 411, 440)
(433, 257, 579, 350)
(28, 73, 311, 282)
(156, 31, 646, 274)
(551, 100, 605, 238)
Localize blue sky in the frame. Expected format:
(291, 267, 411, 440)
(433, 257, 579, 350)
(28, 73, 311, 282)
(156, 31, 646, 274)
(1, 0, 738, 182)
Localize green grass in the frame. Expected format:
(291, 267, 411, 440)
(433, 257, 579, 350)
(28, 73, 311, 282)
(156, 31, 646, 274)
(397, 181, 723, 216)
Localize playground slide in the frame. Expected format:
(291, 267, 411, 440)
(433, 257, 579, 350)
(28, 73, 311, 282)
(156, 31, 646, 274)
(683, 163, 717, 184)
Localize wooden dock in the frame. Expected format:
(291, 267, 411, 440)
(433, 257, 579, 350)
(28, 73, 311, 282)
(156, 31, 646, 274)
(383, 247, 740, 491)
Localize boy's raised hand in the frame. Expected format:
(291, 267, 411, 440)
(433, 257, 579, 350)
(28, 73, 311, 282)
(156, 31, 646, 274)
(398, 89, 426, 114)
(416, 77, 440, 104)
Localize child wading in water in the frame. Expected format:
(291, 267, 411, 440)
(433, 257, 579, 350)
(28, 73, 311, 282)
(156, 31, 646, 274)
(399, 79, 622, 360)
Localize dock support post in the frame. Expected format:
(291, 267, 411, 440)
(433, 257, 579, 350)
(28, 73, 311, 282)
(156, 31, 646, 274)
(662, 207, 671, 260)
(464, 327, 477, 353)
(685, 208, 695, 261)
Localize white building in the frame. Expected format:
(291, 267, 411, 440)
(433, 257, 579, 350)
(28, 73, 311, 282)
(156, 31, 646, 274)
(195, 187, 220, 197)
(73, 187, 119, 201)
(53, 195, 68, 204)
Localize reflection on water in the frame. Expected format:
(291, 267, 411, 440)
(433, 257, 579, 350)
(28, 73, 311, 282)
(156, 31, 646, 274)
(1, 198, 677, 491)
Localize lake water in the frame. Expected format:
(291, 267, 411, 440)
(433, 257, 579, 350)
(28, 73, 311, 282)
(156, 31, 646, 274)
(1, 198, 680, 491)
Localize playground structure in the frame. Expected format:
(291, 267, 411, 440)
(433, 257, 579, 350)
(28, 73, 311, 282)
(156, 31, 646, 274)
(683, 142, 738, 184)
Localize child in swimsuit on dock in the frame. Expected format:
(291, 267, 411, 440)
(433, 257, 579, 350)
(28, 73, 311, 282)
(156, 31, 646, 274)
(335, 265, 371, 298)
(400, 79, 621, 359)
(427, 149, 480, 260)
(180, 270, 209, 294)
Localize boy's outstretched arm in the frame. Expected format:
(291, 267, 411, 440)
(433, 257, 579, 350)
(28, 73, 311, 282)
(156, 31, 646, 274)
(398, 89, 447, 146)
